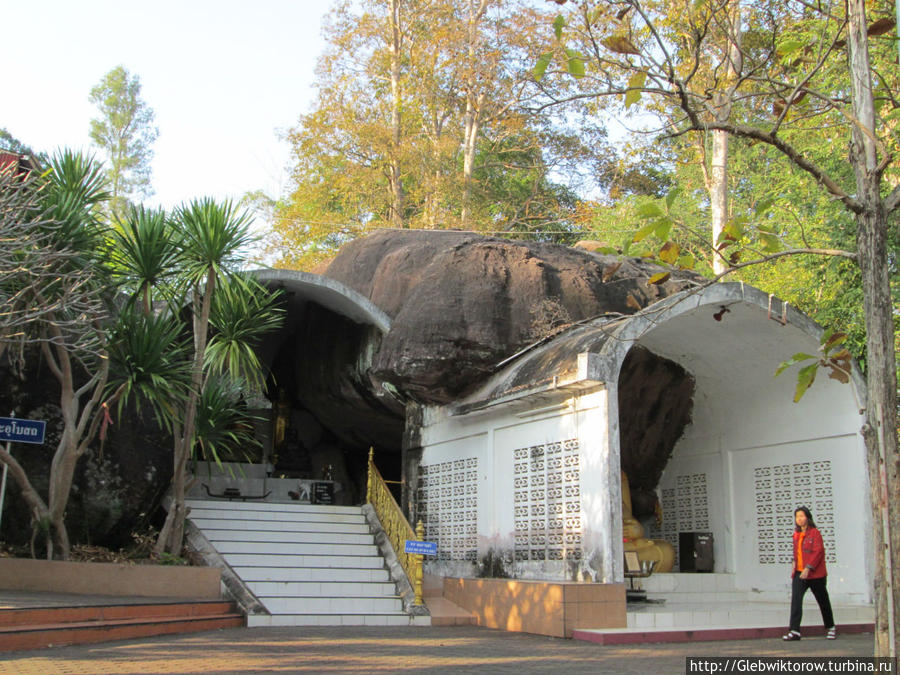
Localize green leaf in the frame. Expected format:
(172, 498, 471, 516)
(653, 217, 673, 241)
(625, 72, 646, 108)
(777, 39, 804, 58)
(793, 363, 818, 402)
(665, 187, 682, 211)
(723, 218, 745, 241)
(755, 198, 775, 214)
(758, 231, 782, 253)
(534, 52, 553, 80)
(631, 221, 657, 243)
(676, 253, 695, 270)
(566, 49, 585, 78)
(774, 352, 817, 377)
(636, 201, 663, 219)
(554, 15, 565, 40)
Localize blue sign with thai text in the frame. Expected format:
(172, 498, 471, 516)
(404, 540, 437, 556)
(0, 417, 46, 444)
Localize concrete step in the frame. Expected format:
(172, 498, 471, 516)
(246, 581, 397, 597)
(642, 591, 751, 604)
(185, 499, 362, 514)
(257, 595, 402, 615)
(247, 613, 424, 627)
(424, 596, 477, 626)
(200, 529, 375, 545)
(625, 600, 875, 630)
(185, 500, 362, 517)
(187, 508, 366, 525)
(213, 541, 378, 557)
(189, 518, 371, 535)
(222, 553, 386, 569)
(232, 566, 391, 584)
(0, 600, 243, 652)
(574, 622, 874, 645)
(638, 573, 737, 594)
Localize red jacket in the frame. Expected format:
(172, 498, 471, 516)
(793, 526, 827, 579)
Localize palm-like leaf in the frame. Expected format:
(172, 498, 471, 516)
(175, 198, 255, 284)
(110, 204, 182, 311)
(106, 308, 192, 428)
(194, 375, 261, 465)
(206, 275, 284, 390)
(41, 150, 110, 258)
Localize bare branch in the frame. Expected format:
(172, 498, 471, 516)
(886, 184, 900, 214)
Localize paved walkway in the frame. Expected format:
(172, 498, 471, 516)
(0, 625, 876, 674)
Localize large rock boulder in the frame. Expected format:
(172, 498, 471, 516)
(326, 230, 699, 404)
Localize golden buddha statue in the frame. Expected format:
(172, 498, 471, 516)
(622, 470, 674, 573)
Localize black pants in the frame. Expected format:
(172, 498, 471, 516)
(789, 571, 834, 631)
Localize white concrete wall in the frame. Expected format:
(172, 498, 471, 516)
(418, 388, 616, 581)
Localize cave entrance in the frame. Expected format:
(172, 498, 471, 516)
(616, 344, 695, 559)
(614, 292, 868, 598)
(249, 270, 406, 506)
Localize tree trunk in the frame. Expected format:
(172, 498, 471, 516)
(0, 445, 52, 558)
(710, 130, 729, 275)
(156, 273, 216, 557)
(388, 0, 405, 228)
(460, 0, 489, 227)
(857, 199, 899, 658)
(846, 0, 899, 656)
(708, 1, 741, 276)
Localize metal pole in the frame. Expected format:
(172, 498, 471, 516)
(0, 448, 8, 534)
(0, 410, 13, 535)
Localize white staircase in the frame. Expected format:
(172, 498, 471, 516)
(186, 498, 421, 627)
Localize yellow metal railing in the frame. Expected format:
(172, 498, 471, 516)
(366, 448, 424, 606)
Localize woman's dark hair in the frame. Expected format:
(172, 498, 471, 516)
(794, 506, 816, 532)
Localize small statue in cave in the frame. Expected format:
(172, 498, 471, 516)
(622, 470, 675, 573)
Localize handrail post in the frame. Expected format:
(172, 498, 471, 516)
(414, 519, 425, 606)
(366, 447, 374, 504)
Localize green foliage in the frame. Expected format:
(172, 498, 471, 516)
(206, 275, 285, 390)
(775, 330, 854, 402)
(109, 205, 182, 310)
(194, 375, 262, 465)
(89, 65, 158, 215)
(176, 198, 255, 283)
(265, 0, 624, 269)
(106, 308, 192, 426)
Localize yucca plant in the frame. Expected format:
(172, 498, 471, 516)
(206, 275, 284, 390)
(109, 205, 182, 314)
(151, 198, 281, 556)
(194, 375, 262, 466)
(105, 308, 192, 428)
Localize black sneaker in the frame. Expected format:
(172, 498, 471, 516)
(782, 630, 802, 641)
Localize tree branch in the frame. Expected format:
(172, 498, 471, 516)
(701, 121, 863, 213)
(885, 184, 900, 214)
(709, 247, 858, 284)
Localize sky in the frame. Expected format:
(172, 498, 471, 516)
(2, 0, 329, 216)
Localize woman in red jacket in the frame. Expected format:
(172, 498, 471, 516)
(783, 506, 836, 640)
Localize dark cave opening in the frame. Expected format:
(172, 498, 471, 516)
(617, 345, 695, 519)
